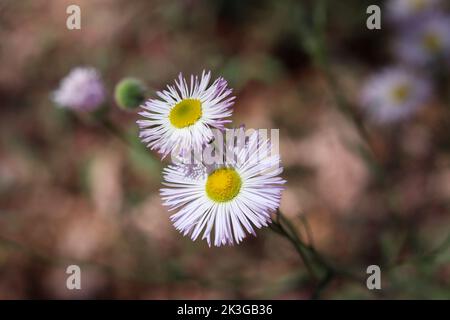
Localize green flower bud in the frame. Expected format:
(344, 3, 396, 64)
(114, 78, 146, 110)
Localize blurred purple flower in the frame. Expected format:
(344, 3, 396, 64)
(387, 0, 442, 22)
(359, 67, 432, 124)
(394, 12, 450, 66)
(53, 67, 106, 112)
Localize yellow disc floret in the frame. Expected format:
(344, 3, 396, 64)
(169, 98, 202, 128)
(206, 168, 242, 202)
(411, 0, 426, 11)
(422, 33, 442, 53)
(391, 83, 411, 104)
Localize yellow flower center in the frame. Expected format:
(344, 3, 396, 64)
(422, 33, 442, 53)
(169, 98, 202, 128)
(391, 83, 411, 104)
(205, 168, 242, 202)
(411, 0, 426, 11)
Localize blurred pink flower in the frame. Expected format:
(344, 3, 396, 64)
(394, 12, 450, 66)
(360, 67, 431, 123)
(53, 67, 105, 112)
(387, 0, 442, 22)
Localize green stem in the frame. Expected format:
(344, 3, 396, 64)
(272, 210, 366, 298)
(270, 217, 318, 281)
(298, 0, 383, 174)
(98, 116, 132, 147)
(386, 233, 450, 270)
(311, 270, 333, 300)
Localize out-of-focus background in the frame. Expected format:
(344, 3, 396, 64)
(1, 0, 449, 299)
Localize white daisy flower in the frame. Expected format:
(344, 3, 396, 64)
(160, 130, 285, 247)
(360, 67, 432, 124)
(53, 67, 105, 112)
(387, 0, 441, 22)
(394, 12, 450, 66)
(137, 71, 235, 158)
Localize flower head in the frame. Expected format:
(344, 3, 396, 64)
(359, 67, 431, 124)
(387, 0, 441, 22)
(137, 71, 235, 158)
(114, 78, 146, 110)
(394, 12, 450, 66)
(53, 67, 105, 112)
(160, 130, 285, 247)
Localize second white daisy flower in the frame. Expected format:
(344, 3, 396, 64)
(160, 130, 286, 247)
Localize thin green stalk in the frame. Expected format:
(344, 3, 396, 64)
(272, 210, 367, 298)
(298, 0, 381, 172)
(311, 269, 333, 300)
(98, 116, 132, 147)
(386, 233, 450, 270)
(270, 218, 318, 281)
